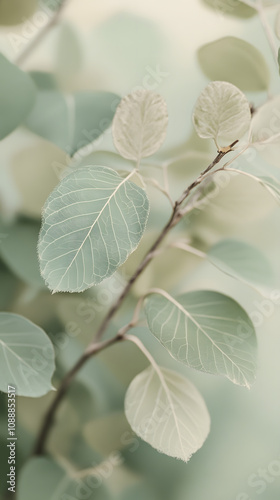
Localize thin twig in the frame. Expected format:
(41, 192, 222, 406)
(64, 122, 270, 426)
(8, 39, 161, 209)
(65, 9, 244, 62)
(15, 0, 68, 66)
(33, 334, 124, 455)
(33, 143, 236, 455)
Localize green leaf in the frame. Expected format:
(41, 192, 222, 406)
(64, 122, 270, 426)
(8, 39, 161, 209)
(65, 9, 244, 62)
(25, 90, 120, 156)
(55, 23, 82, 82)
(125, 366, 210, 462)
(145, 290, 257, 388)
(201, 0, 256, 18)
(207, 239, 275, 295)
(0, 54, 36, 140)
(0, 313, 55, 397)
(0, 0, 37, 25)
(112, 90, 168, 161)
(197, 37, 270, 91)
(193, 81, 251, 147)
(18, 457, 111, 500)
(0, 220, 45, 289)
(38, 166, 149, 292)
(29, 71, 58, 90)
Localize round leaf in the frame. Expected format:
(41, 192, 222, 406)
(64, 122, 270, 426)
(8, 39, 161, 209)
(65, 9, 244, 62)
(125, 366, 210, 462)
(112, 90, 168, 161)
(198, 37, 270, 92)
(38, 166, 149, 292)
(145, 290, 257, 388)
(0, 313, 55, 397)
(193, 81, 251, 146)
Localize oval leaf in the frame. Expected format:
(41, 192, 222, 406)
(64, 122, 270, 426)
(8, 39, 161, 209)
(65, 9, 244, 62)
(198, 37, 270, 91)
(193, 81, 251, 146)
(0, 0, 37, 25)
(207, 239, 275, 296)
(145, 290, 257, 388)
(25, 90, 120, 156)
(39, 166, 149, 292)
(112, 90, 168, 161)
(0, 313, 55, 397)
(0, 54, 36, 140)
(125, 366, 210, 462)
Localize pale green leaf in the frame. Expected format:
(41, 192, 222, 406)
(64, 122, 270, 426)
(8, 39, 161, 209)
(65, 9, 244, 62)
(25, 90, 120, 156)
(18, 457, 111, 500)
(38, 166, 149, 292)
(145, 291, 257, 388)
(125, 366, 210, 462)
(207, 239, 275, 295)
(112, 90, 168, 161)
(201, 0, 256, 18)
(0, 220, 45, 289)
(0, 313, 55, 397)
(55, 23, 82, 82)
(193, 81, 251, 146)
(0, 54, 36, 140)
(198, 37, 270, 91)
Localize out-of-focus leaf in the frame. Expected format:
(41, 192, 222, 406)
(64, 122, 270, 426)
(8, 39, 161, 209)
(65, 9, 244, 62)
(207, 239, 275, 295)
(0, 313, 55, 397)
(83, 411, 131, 456)
(0, 0, 38, 25)
(25, 90, 120, 156)
(0, 54, 36, 140)
(198, 37, 270, 91)
(201, 0, 256, 18)
(18, 457, 111, 500)
(0, 220, 45, 288)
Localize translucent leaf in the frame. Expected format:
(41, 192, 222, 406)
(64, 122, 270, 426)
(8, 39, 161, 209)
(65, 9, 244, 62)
(0, 313, 55, 397)
(0, 220, 45, 289)
(25, 90, 120, 156)
(38, 166, 149, 292)
(125, 366, 210, 462)
(201, 0, 256, 18)
(0, 0, 37, 25)
(198, 37, 270, 91)
(145, 290, 257, 388)
(18, 457, 111, 500)
(207, 239, 275, 295)
(193, 81, 251, 146)
(0, 54, 36, 140)
(112, 90, 168, 161)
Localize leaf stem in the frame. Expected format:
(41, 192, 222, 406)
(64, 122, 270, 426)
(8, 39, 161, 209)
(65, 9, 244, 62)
(33, 143, 235, 455)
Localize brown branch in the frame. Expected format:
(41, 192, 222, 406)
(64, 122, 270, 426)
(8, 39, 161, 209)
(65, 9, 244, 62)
(33, 143, 236, 455)
(33, 334, 124, 455)
(15, 0, 68, 66)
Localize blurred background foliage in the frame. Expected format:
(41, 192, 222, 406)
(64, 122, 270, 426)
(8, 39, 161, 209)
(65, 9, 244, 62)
(0, 0, 280, 499)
